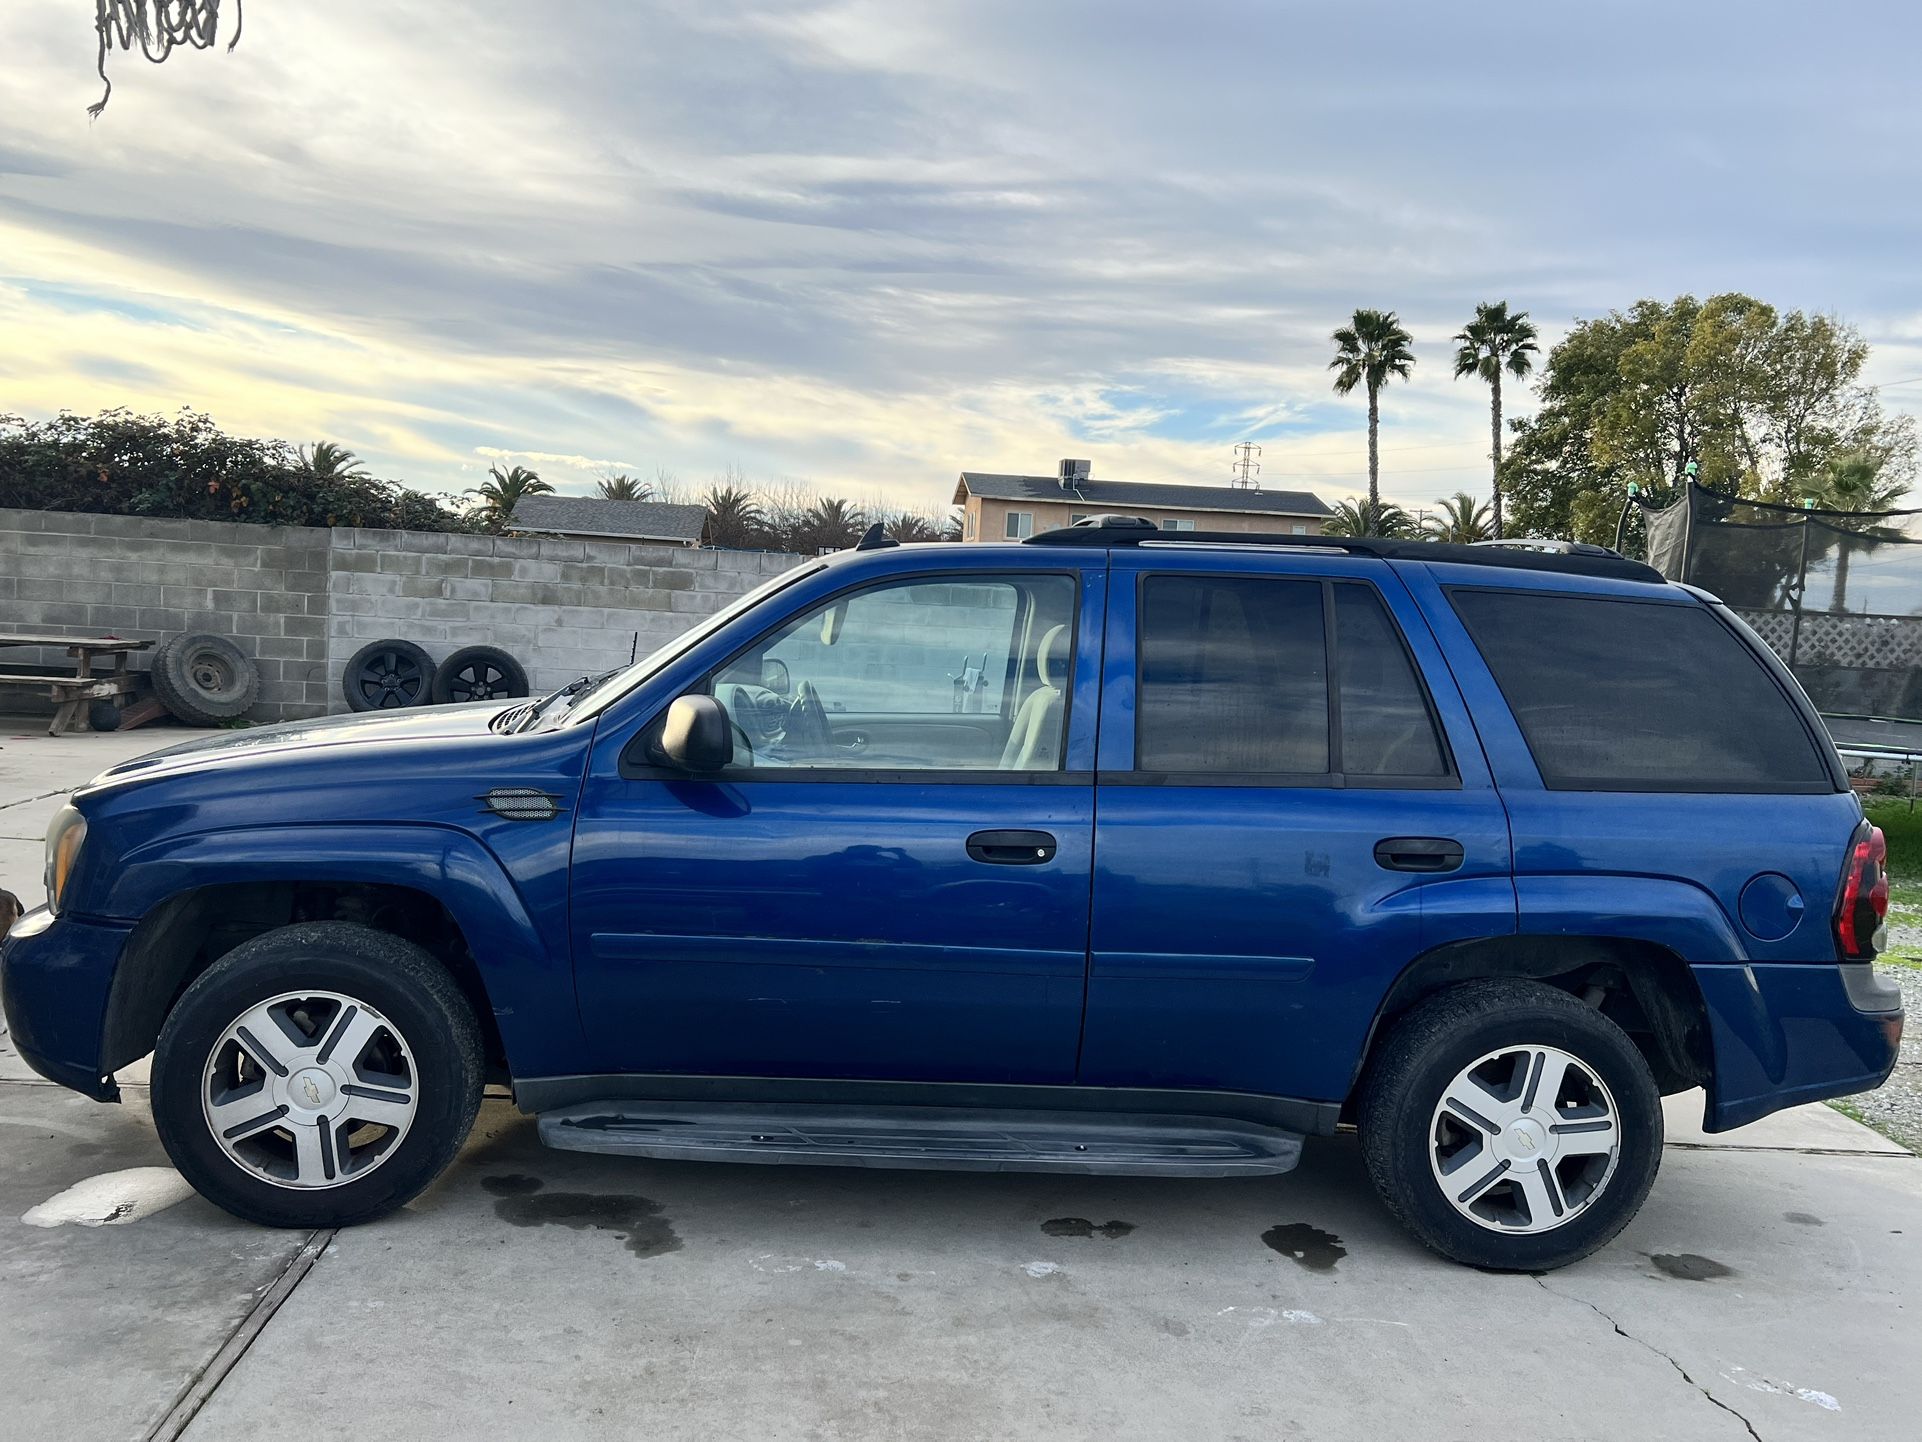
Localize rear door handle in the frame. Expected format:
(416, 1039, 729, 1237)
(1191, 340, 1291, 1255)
(967, 829, 1057, 865)
(1374, 836, 1465, 873)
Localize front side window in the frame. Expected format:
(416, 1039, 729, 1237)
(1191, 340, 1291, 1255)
(1005, 511, 1035, 539)
(1449, 589, 1833, 792)
(711, 574, 1076, 772)
(1136, 575, 1449, 780)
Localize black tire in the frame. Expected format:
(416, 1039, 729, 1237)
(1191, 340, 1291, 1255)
(431, 644, 529, 705)
(343, 638, 435, 712)
(150, 922, 484, 1229)
(1358, 980, 1663, 1272)
(152, 632, 259, 725)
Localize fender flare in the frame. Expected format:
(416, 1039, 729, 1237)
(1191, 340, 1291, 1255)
(98, 823, 582, 1077)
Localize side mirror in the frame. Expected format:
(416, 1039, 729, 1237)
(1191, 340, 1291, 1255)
(659, 694, 733, 772)
(762, 658, 791, 696)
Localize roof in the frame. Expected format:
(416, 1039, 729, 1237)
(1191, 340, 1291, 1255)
(954, 471, 1332, 518)
(508, 495, 707, 543)
(1026, 520, 1665, 583)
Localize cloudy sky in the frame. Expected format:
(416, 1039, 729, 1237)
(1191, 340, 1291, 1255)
(6, 1, 1922, 515)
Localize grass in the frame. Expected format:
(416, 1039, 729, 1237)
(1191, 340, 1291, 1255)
(1864, 799, 1922, 966)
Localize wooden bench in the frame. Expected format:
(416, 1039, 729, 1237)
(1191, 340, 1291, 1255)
(0, 633, 157, 736)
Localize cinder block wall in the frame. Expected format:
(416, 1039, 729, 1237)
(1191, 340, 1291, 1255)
(1, 507, 804, 722)
(0, 509, 333, 717)
(325, 528, 803, 700)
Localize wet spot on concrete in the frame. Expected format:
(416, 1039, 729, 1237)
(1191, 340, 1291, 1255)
(1784, 1211, 1824, 1226)
(1650, 1253, 1733, 1281)
(1261, 1222, 1346, 1271)
(1157, 1317, 1191, 1338)
(494, 1192, 683, 1258)
(1042, 1217, 1135, 1240)
(481, 1174, 544, 1197)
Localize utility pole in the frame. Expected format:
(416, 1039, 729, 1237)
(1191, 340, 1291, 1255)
(1231, 442, 1262, 490)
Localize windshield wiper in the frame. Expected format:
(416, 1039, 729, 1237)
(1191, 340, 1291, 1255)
(514, 667, 623, 731)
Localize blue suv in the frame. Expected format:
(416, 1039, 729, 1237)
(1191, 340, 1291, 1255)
(2, 517, 1904, 1270)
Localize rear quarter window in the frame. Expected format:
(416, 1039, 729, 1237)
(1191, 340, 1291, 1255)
(1448, 588, 1835, 793)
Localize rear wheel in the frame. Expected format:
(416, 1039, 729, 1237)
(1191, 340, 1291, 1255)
(151, 923, 483, 1228)
(1359, 980, 1662, 1271)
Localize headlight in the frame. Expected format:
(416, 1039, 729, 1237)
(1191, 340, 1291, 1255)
(44, 804, 86, 916)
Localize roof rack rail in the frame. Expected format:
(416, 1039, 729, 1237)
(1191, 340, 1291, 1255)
(1024, 516, 1663, 583)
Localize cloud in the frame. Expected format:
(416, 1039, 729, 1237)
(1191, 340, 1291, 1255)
(3, 0, 1921, 515)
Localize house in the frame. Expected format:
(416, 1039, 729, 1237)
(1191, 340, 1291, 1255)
(507, 495, 708, 546)
(953, 460, 1332, 541)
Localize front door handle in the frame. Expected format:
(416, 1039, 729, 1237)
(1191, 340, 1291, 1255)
(967, 829, 1057, 865)
(1374, 836, 1465, 873)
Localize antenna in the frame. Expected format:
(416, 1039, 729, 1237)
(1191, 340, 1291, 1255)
(1231, 442, 1262, 491)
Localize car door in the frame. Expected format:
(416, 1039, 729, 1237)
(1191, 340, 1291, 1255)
(570, 556, 1103, 1084)
(1079, 547, 1515, 1104)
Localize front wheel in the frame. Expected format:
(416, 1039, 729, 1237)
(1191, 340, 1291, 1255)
(1359, 980, 1662, 1271)
(151, 922, 483, 1228)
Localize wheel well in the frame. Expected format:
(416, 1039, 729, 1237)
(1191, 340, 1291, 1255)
(1344, 935, 1713, 1121)
(101, 880, 507, 1081)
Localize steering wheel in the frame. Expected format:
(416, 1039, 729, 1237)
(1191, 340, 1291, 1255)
(785, 681, 834, 757)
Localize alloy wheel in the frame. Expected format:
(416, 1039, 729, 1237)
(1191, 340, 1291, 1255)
(201, 989, 420, 1190)
(1428, 1043, 1621, 1233)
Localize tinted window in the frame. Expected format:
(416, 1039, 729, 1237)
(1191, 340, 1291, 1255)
(1449, 589, 1833, 792)
(1138, 576, 1328, 773)
(1336, 585, 1448, 777)
(712, 574, 1076, 771)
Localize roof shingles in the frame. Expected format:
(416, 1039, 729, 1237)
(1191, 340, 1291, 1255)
(954, 472, 1330, 517)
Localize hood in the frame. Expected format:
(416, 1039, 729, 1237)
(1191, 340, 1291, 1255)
(82, 702, 513, 793)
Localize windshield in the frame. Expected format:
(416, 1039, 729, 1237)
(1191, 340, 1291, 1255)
(558, 561, 826, 726)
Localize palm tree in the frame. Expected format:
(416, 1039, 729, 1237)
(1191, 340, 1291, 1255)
(473, 463, 553, 532)
(1329, 308, 1417, 510)
(1324, 498, 1415, 538)
(299, 440, 367, 480)
(597, 473, 650, 502)
(1422, 491, 1495, 543)
(1452, 301, 1539, 539)
(1817, 453, 1912, 612)
(801, 496, 865, 552)
(702, 483, 766, 549)
(885, 511, 941, 542)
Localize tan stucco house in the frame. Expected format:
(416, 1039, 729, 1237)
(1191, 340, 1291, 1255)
(953, 461, 1331, 541)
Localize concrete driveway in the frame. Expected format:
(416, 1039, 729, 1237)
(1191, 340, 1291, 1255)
(2, 721, 1918, 1442)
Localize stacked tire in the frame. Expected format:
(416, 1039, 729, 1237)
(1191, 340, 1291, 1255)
(342, 640, 529, 711)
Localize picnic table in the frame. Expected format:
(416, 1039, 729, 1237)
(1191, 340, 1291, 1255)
(0, 632, 156, 736)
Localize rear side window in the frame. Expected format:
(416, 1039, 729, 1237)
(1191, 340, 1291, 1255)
(1449, 589, 1833, 793)
(1136, 575, 1449, 780)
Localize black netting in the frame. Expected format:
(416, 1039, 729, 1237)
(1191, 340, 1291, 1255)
(1637, 482, 1922, 720)
(1450, 589, 1834, 792)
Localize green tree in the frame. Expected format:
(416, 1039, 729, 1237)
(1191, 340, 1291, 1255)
(1452, 302, 1538, 537)
(884, 510, 941, 542)
(1503, 295, 1916, 545)
(1329, 309, 1417, 511)
(1324, 497, 1415, 538)
(596, 472, 650, 501)
(299, 440, 368, 481)
(473, 463, 553, 532)
(797, 496, 865, 552)
(1422, 491, 1494, 543)
(0, 409, 472, 531)
(701, 483, 766, 549)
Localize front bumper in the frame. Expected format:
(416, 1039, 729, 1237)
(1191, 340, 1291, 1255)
(1692, 960, 1904, 1131)
(1, 908, 134, 1100)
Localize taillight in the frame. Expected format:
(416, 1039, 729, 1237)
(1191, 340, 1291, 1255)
(1835, 820, 1889, 960)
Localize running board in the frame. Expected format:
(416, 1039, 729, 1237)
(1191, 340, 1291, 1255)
(536, 1102, 1304, 1177)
